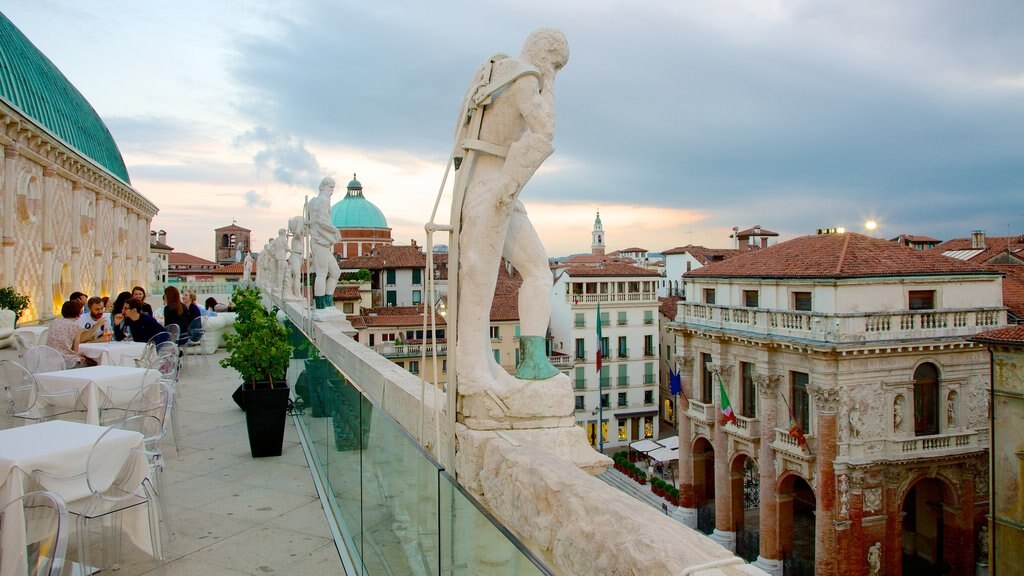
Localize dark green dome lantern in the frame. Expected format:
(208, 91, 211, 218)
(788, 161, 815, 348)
(0, 13, 131, 183)
(330, 174, 388, 229)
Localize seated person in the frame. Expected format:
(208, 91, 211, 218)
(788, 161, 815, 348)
(182, 289, 204, 320)
(163, 286, 199, 344)
(115, 297, 165, 343)
(47, 300, 86, 368)
(77, 296, 112, 343)
(204, 296, 219, 317)
(131, 285, 155, 316)
(110, 291, 133, 341)
(69, 291, 88, 309)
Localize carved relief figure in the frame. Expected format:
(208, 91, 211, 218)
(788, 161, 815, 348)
(838, 474, 849, 518)
(947, 390, 958, 428)
(867, 542, 881, 576)
(285, 215, 306, 300)
(978, 524, 989, 562)
(893, 395, 905, 433)
(307, 177, 341, 309)
(848, 409, 861, 440)
(452, 29, 569, 396)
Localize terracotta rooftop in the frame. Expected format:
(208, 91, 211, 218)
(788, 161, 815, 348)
(168, 252, 217, 266)
(661, 245, 740, 265)
(990, 265, 1024, 320)
(686, 233, 998, 279)
(970, 324, 1024, 345)
(150, 240, 173, 251)
(348, 305, 445, 329)
(561, 261, 662, 278)
(891, 234, 940, 243)
(617, 247, 648, 253)
(340, 245, 429, 269)
(332, 287, 362, 301)
(933, 235, 1024, 264)
(659, 297, 681, 321)
(734, 226, 778, 237)
(210, 261, 244, 275)
(560, 254, 630, 265)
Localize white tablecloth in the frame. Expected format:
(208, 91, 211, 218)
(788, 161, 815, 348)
(12, 326, 48, 347)
(33, 366, 160, 425)
(79, 342, 148, 366)
(0, 421, 153, 576)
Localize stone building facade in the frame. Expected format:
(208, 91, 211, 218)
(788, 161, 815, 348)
(0, 14, 157, 322)
(669, 233, 1003, 576)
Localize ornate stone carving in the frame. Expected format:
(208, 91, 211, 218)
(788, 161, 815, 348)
(864, 488, 882, 512)
(810, 386, 840, 413)
(681, 356, 694, 376)
(868, 542, 881, 576)
(968, 377, 989, 429)
(838, 474, 849, 519)
(754, 373, 781, 397)
(893, 395, 906, 434)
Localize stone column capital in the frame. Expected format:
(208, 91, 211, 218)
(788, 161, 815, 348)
(681, 356, 694, 376)
(810, 386, 840, 414)
(42, 167, 56, 178)
(5, 144, 19, 159)
(706, 362, 734, 382)
(754, 374, 782, 397)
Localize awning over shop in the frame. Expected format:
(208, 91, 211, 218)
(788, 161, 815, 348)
(629, 439, 662, 453)
(648, 446, 679, 463)
(657, 435, 679, 449)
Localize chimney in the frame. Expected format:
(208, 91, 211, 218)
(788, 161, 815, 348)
(732, 227, 740, 251)
(157, 230, 166, 244)
(971, 230, 985, 250)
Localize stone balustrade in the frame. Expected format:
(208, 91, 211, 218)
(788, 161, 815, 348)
(677, 303, 1005, 343)
(687, 399, 716, 424)
(840, 429, 981, 462)
(772, 427, 816, 460)
(725, 414, 760, 441)
(566, 291, 659, 304)
(373, 342, 448, 358)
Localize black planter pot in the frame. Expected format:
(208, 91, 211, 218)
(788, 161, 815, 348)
(242, 382, 290, 458)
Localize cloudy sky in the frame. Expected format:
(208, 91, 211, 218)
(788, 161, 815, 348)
(3, 1, 1023, 260)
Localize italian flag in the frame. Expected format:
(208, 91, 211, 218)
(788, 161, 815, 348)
(595, 301, 603, 374)
(719, 376, 738, 426)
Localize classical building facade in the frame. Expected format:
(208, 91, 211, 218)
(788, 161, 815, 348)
(550, 261, 663, 450)
(669, 232, 1003, 576)
(0, 14, 157, 322)
(330, 175, 393, 258)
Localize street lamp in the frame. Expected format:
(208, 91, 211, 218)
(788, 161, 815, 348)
(865, 220, 878, 234)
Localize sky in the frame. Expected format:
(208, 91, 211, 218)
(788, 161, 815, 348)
(3, 1, 1023, 261)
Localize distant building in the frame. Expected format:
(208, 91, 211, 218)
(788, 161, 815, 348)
(550, 260, 663, 450)
(936, 231, 1024, 323)
(149, 230, 173, 285)
(0, 14, 158, 321)
(731, 225, 779, 252)
(168, 252, 219, 281)
(214, 223, 250, 265)
(891, 234, 941, 250)
(340, 241, 439, 308)
(591, 210, 606, 256)
(661, 245, 740, 298)
(331, 175, 394, 258)
(971, 325, 1024, 575)
(671, 232, 1003, 575)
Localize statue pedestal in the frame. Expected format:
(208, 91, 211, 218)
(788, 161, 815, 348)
(459, 373, 576, 431)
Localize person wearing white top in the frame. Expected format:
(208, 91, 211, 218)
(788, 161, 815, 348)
(77, 296, 112, 342)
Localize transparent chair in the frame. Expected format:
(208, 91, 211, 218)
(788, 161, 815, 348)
(181, 317, 208, 371)
(165, 324, 180, 346)
(32, 426, 164, 573)
(116, 413, 171, 536)
(99, 369, 160, 425)
(2, 359, 84, 424)
(23, 346, 67, 374)
(11, 332, 33, 359)
(0, 490, 70, 576)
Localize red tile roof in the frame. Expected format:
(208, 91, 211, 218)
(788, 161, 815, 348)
(659, 297, 681, 321)
(891, 234, 940, 243)
(932, 235, 1024, 264)
(990, 265, 1024, 320)
(687, 233, 997, 279)
(348, 305, 445, 328)
(661, 245, 740, 265)
(734, 226, 779, 237)
(340, 245, 427, 269)
(332, 287, 362, 301)
(617, 247, 648, 253)
(970, 324, 1024, 345)
(210, 262, 244, 275)
(168, 252, 217, 265)
(561, 261, 662, 277)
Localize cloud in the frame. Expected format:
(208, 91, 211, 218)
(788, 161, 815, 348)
(235, 126, 323, 187)
(244, 189, 271, 208)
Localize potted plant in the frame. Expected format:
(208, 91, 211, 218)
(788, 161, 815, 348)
(221, 286, 293, 457)
(0, 286, 30, 326)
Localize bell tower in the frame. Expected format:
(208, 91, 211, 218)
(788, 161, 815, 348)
(591, 210, 605, 256)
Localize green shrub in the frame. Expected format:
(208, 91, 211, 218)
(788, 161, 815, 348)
(220, 286, 292, 387)
(0, 286, 30, 321)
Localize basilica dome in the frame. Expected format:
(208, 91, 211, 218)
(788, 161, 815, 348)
(0, 13, 131, 183)
(331, 175, 389, 229)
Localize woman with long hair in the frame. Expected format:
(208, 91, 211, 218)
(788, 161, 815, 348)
(110, 291, 133, 341)
(163, 285, 196, 344)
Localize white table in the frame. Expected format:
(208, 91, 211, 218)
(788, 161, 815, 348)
(0, 421, 153, 576)
(12, 325, 48, 347)
(79, 341, 148, 366)
(33, 366, 160, 425)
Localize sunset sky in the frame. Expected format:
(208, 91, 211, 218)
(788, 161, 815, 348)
(3, 1, 1022, 260)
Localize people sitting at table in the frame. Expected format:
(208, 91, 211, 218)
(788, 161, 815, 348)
(132, 285, 155, 316)
(182, 289, 205, 319)
(164, 286, 199, 344)
(110, 291, 133, 341)
(46, 300, 86, 368)
(77, 296, 112, 343)
(69, 291, 88, 308)
(115, 297, 165, 343)
(101, 295, 111, 312)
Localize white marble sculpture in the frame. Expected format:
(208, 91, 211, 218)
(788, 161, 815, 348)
(451, 29, 569, 416)
(242, 252, 253, 285)
(285, 215, 306, 301)
(269, 228, 289, 295)
(308, 177, 341, 311)
(867, 542, 881, 576)
(149, 253, 161, 284)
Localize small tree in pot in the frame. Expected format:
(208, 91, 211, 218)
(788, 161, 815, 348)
(220, 287, 293, 457)
(0, 286, 30, 326)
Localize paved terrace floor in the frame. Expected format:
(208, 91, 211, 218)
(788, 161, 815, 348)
(0, 346, 346, 576)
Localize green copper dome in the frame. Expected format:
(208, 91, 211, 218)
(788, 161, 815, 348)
(331, 175, 389, 229)
(0, 13, 130, 183)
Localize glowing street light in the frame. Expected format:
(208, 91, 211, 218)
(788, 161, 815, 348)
(865, 220, 878, 232)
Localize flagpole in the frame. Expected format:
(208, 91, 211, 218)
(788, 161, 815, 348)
(597, 300, 603, 454)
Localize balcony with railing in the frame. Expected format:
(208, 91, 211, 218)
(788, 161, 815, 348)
(566, 291, 659, 304)
(772, 428, 816, 460)
(686, 399, 716, 424)
(550, 354, 574, 368)
(617, 376, 630, 387)
(373, 342, 447, 358)
(617, 348, 629, 359)
(643, 373, 656, 385)
(677, 303, 1006, 344)
(841, 429, 982, 462)
(724, 414, 760, 441)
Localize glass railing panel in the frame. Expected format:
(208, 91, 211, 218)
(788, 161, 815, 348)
(439, 470, 550, 576)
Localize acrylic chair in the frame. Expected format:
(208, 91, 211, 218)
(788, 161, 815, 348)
(164, 324, 181, 346)
(98, 369, 160, 425)
(115, 413, 171, 538)
(11, 332, 33, 359)
(32, 426, 164, 573)
(0, 490, 70, 576)
(181, 317, 208, 372)
(23, 346, 67, 373)
(2, 359, 84, 425)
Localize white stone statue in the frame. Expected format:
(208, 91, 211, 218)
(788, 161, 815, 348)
(451, 28, 568, 402)
(285, 215, 306, 301)
(867, 542, 881, 576)
(893, 396, 904, 433)
(242, 252, 253, 285)
(269, 228, 289, 295)
(978, 524, 989, 562)
(149, 253, 161, 283)
(946, 394, 957, 428)
(308, 177, 341, 310)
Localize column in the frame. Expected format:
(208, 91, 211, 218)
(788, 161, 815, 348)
(811, 385, 840, 576)
(710, 362, 735, 551)
(949, 462, 976, 576)
(2, 145, 18, 287)
(70, 181, 84, 290)
(753, 374, 783, 576)
(883, 469, 903, 576)
(675, 357, 697, 527)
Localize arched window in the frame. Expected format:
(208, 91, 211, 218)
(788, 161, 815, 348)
(221, 234, 230, 247)
(913, 363, 940, 436)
